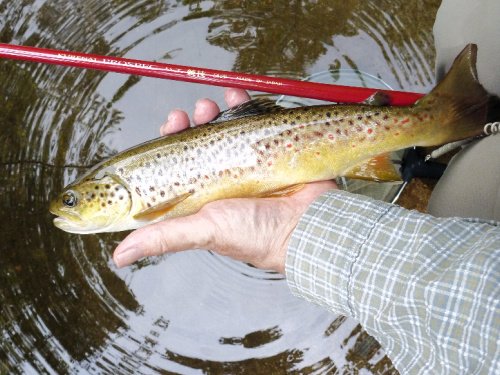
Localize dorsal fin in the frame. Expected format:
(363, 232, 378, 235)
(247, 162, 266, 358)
(209, 98, 283, 123)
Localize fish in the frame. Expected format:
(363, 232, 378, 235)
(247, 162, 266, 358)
(50, 44, 490, 234)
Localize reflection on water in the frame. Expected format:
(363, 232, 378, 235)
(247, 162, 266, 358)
(0, 0, 439, 373)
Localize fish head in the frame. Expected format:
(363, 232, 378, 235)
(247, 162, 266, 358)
(50, 176, 132, 233)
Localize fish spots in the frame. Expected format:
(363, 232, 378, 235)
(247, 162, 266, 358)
(348, 120, 354, 126)
(328, 133, 335, 140)
(135, 187, 142, 196)
(105, 184, 111, 189)
(357, 115, 363, 121)
(367, 128, 373, 134)
(119, 196, 124, 200)
(101, 203, 106, 207)
(326, 112, 331, 118)
(383, 114, 389, 120)
(95, 186, 99, 190)
(286, 143, 293, 148)
(149, 186, 155, 192)
(107, 200, 112, 205)
(401, 118, 410, 125)
(174, 182, 180, 186)
(156, 153, 161, 159)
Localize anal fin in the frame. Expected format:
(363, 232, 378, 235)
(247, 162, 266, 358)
(133, 192, 192, 221)
(343, 153, 401, 182)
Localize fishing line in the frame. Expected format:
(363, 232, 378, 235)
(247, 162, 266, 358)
(0, 160, 92, 169)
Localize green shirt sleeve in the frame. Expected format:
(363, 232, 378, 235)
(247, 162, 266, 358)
(286, 189, 499, 374)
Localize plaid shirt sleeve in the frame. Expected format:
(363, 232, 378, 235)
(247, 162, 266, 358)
(286, 189, 499, 374)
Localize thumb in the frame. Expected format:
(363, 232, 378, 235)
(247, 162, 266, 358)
(113, 214, 212, 268)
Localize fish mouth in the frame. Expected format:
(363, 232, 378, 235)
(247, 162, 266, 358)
(52, 216, 85, 233)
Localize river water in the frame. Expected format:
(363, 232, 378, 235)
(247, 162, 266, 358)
(0, 1, 440, 373)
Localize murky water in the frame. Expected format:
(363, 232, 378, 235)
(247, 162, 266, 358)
(0, 1, 440, 373)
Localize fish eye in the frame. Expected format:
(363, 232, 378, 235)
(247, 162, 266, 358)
(62, 191, 77, 208)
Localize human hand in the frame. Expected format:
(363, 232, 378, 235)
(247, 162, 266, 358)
(113, 89, 337, 273)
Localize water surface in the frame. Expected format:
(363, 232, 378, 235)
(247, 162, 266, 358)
(0, 1, 440, 373)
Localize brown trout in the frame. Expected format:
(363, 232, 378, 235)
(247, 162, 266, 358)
(50, 44, 490, 233)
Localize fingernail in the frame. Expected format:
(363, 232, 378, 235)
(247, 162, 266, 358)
(114, 247, 143, 268)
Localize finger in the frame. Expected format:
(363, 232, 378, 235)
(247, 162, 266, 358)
(193, 98, 221, 125)
(224, 88, 251, 107)
(113, 214, 212, 268)
(160, 109, 190, 136)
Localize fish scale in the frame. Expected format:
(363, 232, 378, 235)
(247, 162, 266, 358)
(50, 44, 491, 233)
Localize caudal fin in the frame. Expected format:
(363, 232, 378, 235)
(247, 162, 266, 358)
(416, 44, 489, 144)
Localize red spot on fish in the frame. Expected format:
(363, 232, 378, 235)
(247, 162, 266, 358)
(314, 131, 323, 137)
(328, 134, 334, 140)
(352, 144, 356, 148)
(367, 128, 373, 134)
(257, 159, 262, 164)
(286, 143, 292, 148)
(356, 126, 362, 132)
(268, 161, 273, 166)
(401, 118, 410, 124)
(299, 125, 305, 129)
(265, 143, 271, 149)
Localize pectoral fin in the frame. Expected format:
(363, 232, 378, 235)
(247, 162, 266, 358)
(133, 192, 192, 221)
(260, 184, 306, 198)
(343, 153, 401, 182)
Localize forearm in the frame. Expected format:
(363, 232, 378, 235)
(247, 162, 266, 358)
(286, 190, 499, 374)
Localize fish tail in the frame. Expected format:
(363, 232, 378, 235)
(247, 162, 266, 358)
(415, 44, 490, 145)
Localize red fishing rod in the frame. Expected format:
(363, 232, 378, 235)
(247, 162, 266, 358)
(0, 43, 423, 105)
